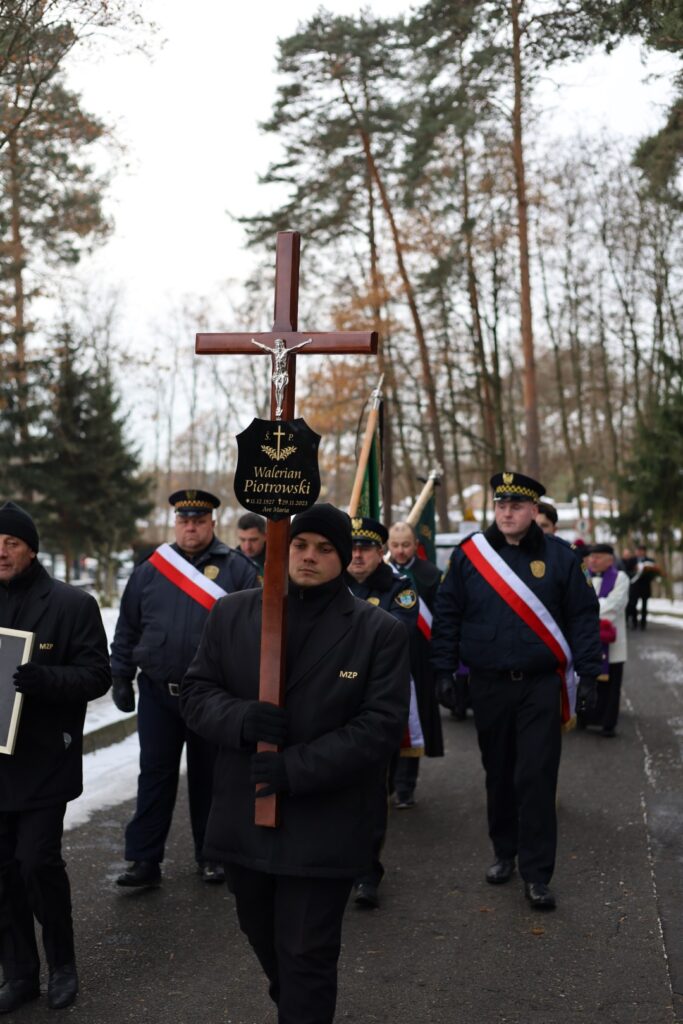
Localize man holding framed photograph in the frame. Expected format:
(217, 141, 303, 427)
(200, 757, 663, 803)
(0, 502, 110, 1012)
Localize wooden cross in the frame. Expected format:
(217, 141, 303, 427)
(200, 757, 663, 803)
(196, 230, 378, 827)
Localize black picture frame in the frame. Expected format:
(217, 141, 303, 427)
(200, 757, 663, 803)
(0, 627, 34, 756)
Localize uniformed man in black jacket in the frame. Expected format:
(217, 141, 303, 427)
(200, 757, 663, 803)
(345, 516, 418, 909)
(110, 489, 257, 888)
(387, 520, 444, 807)
(432, 473, 601, 910)
(180, 504, 409, 1024)
(0, 502, 111, 1012)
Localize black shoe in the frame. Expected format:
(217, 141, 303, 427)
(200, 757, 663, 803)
(47, 963, 78, 1010)
(354, 882, 380, 909)
(116, 860, 161, 888)
(486, 858, 515, 885)
(395, 794, 415, 809)
(200, 861, 225, 883)
(0, 978, 40, 1014)
(524, 882, 556, 910)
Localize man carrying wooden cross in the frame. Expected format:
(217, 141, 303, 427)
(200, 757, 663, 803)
(180, 503, 410, 1024)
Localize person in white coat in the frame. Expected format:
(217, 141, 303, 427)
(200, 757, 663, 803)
(584, 544, 629, 737)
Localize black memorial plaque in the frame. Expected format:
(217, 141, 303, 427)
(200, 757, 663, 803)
(0, 627, 34, 755)
(234, 418, 321, 522)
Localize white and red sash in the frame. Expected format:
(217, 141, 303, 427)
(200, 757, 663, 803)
(400, 677, 425, 755)
(417, 597, 432, 641)
(461, 533, 576, 723)
(148, 543, 229, 611)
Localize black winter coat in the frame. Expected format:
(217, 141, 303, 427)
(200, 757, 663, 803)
(110, 537, 257, 686)
(345, 562, 418, 628)
(180, 582, 410, 878)
(0, 561, 111, 810)
(390, 556, 441, 610)
(431, 522, 601, 678)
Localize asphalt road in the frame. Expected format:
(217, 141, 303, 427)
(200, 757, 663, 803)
(8, 620, 683, 1023)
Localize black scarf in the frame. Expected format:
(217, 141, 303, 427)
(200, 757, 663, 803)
(286, 573, 346, 674)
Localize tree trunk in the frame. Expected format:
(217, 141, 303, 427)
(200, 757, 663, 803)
(538, 245, 581, 500)
(510, 0, 540, 479)
(456, 52, 498, 477)
(8, 135, 29, 444)
(335, 77, 451, 529)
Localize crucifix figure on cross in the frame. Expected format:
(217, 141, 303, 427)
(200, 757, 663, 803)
(196, 230, 378, 826)
(251, 336, 312, 419)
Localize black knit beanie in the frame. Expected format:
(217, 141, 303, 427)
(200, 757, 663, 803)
(290, 503, 352, 570)
(0, 501, 40, 552)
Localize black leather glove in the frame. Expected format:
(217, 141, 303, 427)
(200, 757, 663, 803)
(576, 676, 598, 714)
(242, 701, 287, 746)
(112, 677, 136, 713)
(250, 751, 290, 797)
(435, 672, 458, 711)
(13, 662, 49, 698)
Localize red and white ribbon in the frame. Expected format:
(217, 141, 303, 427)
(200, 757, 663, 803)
(148, 543, 228, 611)
(462, 533, 576, 722)
(401, 677, 425, 753)
(417, 596, 432, 641)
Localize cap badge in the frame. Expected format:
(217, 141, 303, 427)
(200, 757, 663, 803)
(352, 518, 363, 531)
(503, 472, 514, 485)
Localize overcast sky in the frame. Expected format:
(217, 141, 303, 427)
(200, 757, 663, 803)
(65, 1, 678, 349)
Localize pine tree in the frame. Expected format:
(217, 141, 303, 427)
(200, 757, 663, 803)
(36, 327, 152, 593)
(0, 77, 110, 380)
(619, 354, 683, 569)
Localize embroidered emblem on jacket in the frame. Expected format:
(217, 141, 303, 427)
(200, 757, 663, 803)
(339, 670, 358, 679)
(395, 588, 417, 609)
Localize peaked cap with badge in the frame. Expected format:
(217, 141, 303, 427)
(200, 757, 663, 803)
(490, 471, 545, 503)
(351, 516, 388, 547)
(169, 489, 221, 516)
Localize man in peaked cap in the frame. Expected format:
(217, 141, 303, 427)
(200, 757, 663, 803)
(387, 520, 444, 807)
(345, 515, 420, 909)
(432, 472, 602, 910)
(110, 488, 258, 888)
(0, 502, 110, 1011)
(180, 503, 409, 1024)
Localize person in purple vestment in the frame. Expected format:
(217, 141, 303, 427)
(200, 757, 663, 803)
(582, 544, 629, 737)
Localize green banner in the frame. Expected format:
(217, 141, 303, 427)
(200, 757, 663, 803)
(358, 408, 382, 520)
(415, 493, 436, 563)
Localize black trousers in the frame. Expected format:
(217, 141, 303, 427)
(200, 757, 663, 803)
(627, 590, 649, 628)
(393, 755, 420, 800)
(125, 679, 217, 864)
(0, 803, 73, 979)
(225, 864, 352, 1024)
(469, 671, 562, 885)
(595, 661, 624, 732)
